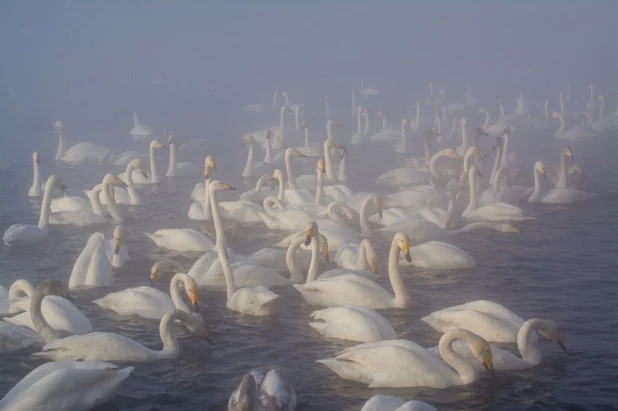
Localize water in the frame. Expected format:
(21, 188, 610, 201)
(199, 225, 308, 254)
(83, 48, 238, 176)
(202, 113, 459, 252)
(1, 121, 617, 411)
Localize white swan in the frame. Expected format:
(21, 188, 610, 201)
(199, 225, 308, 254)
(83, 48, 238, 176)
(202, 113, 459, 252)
(52, 121, 110, 164)
(3, 175, 67, 246)
(394, 119, 410, 153)
(334, 239, 377, 272)
(552, 112, 594, 139)
(584, 84, 595, 113)
(293, 231, 412, 309)
(360, 80, 380, 95)
(145, 228, 215, 253)
(409, 101, 422, 132)
(94, 260, 199, 320)
(91, 159, 148, 205)
(0, 321, 43, 354)
(428, 318, 565, 371)
(463, 166, 532, 222)
(119, 140, 167, 184)
(228, 367, 297, 411)
(317, 329, 493, 388)
(0, 361, 133, 411)
(33, 308, 210, 362)
(209, 179, 280, 316)
(189, 155, 217, 201)
(166, 134, 199, 177)
(528, 161, 594, 204)
(591, 95, 618, 131)
(369, 111, 403, 142)
(422, 300, 535, 343)
(295, 121, 322, 157)
(479, 166, 531, 205)
(351, 106, 365, 144)
(27, 152, 62, 198)
(401, 241, 477, 269)
(2, 279, 92, 337)
(68, 232, 114, 288)
(130, 112, 153, 138)
(105, 225, 129, 268)
(361, 395, 437, 411)
(309, 306, 397, 343)
(238, 174, 275, 203)
(479, 106, 511, 136)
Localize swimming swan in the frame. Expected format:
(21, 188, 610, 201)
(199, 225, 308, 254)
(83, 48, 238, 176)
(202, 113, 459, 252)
(119, 140, 167, 184)
(166, 134, 199, 177)
(528, 160, 595, 204)
(309, 306, 397, 343)
(228, 367, 297, 411)
(361, 395, 437, 411)
(52, 121, 109, 164)
(130, 112, 153, 138)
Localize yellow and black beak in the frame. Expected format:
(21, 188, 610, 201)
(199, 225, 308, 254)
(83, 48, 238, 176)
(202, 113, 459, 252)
(305, 228, 313, 246)
(479, 151, 487, 161)
(556, 336, 566, 351)
(370, 261, 377, 273)
(483, 352, 494, 373)
(204, 328, 213, 344)
(321, 242, 329, 262)
(161, 144, 167, 150)
(454, 153, 460, 161)
(402, 242, 412, 263)
(140, 168, 148, 178)
(189, 291, 199, 313)
(114, 239, 120, 255)
(378, 207, 383, 218)
(221, 183, 236, 190)
(149, 272, 158, 286)
(540, 167, 547, 179)
(35, 156, 40, 164)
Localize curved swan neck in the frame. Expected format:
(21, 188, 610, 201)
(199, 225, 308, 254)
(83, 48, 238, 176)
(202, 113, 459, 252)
(286, 233, 308, 283)
(149, 143, 159, 183)
(326, 120, 334, 141)
(275, 174, 284, 201)
(359, 196, 375, 236)
(438, 329, 482, 384)
(159, 310, 193, 358)
(493, 167, 508, 193)
(482, 110, 490, 129)
(38, 177, 57, 231)
(8, 279, 35, 301)
(599, 96, 605, 120)
(357, 239, 370, 270)
(284, 150, 297, 189)
(31, 157, 41, 195)
(467, 168, 478, 211)
(55, 133, 65, 160)
(489, 145, 502, 186)
(415, 105, 421, 127)
(388, 236, 410, 308)
(170, 274, 192, 313)
(324, 141, 336, 180)
(209, 184, 237, 300)
(498, 103, 505, 122)
(88, 185, 105, 217)
(516, 318, 544, 365)
(30, 286, 60, 343)
(242, 141, 255, 177)
(557, 149, 568, 189)
(531, 165, 543, 200)
(338, 149, 347, 181)
(167, 141, 177, 176)
(428, 149, 451, 179)
(102, 181, 123, 224)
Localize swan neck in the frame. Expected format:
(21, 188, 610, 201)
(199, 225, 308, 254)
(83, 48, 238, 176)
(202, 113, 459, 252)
(32, 159, 41, 195)
(557, 150, 568, 189)
(276, 175, 284, 201)
(359, 196, 373, 236)
(38, 177, 56, 230)
(272, 90, 278, 109)
(307, 230, 321, 282)
(356, 110, 362, 141)
(9, 280, 35, 301)
(242, 142, 254, 177)
(438, 330, 481, 384)
(490, 146, 502, 185)
(285, 150, 297, 189)
(55, 134, 65, 160)
(167, 142, 177, 175)
(295, 108, 301, 131)
(364, 112, 369, 136)
(388, 237, 410, 308)
(560, 97, 565, 116)
(304, 127, 310, 147)
(209, 185, 237, 299)
(286, 234, 307, 283)
(89, 186, 104, 217)
(158, 310, 188, 358)
(424, 136, 431, 166)
(401, 120, 408, 152)
(351, 92, 356, 109)
(500, 133, 509, 167)
(103, 182, 123, 224)
(133, 112, 140, 127)
(324, 141, 336, 180)
(517, 319, 543, 365)
(279, 106, 286, 138)
(30, 287, 59, 343)
(482, 111, 490, 129)
(415, 106, 421, 125)
(532, 166, 543, 199)
(461, 124, 468, 151)
(149, 143, 159, 183)
(170, 274, 191, 313)
(264, 136, 272, 163)
(467, 169, 478, 211)
(315, 169, 323, 205)
(357, 240, 369, 270)
(381, 115, 386, 131)
(599, 97, 605, 119)
(338, 150, 347, 181)
(557, 114, 565, 135)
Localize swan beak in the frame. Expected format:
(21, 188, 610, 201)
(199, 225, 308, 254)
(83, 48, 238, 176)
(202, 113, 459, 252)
(378, 207, 383, 218)
(540, 167, 547, 179)
(402, 242, 412, 263)
(35, 155, 40, 164)
(370, 261, 377, 273)
(479, 151, 487, 161)
(305, 228, 313, 246)
(140, 168, 148, 178)
(332, 142, 342, 149)
(115, 178, 128, 188)
(511, 227, 520, 233)
(189, 291, 199, 313)
(114, 239, 120, 255)
(318, 162, 325, 171)
(294, 150, 306, 158)
(221, 183, 236, 190)
(204, 329, 213, 344)
(209, 160, 217, 170)
(160, 144, 167, 150)
(556, 336, 566, 351)
(150, 272, 158, 285)
(321, 242, 329, 262)
(453, 154, 460, 161)
(483, 352, 494, 372)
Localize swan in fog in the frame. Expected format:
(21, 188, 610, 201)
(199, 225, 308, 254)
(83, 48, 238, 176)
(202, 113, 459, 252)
(94, 260, 199, 320)
(166, 134, 199, 176)
(479, 106, 510, 136)
(33, 308, 210, 362)
(130, 112, 153, 138)
(52, 121, 109, 164)
(309, 306, 397, 343)
(591, 95, 618, 131)
(428, 318, 565, 371)
(105, 225, 129, 268)
(295, 121, 322, 157)
(361, 395, 437, 411)
(370, 111, 402, 142)
(87, 159, 148, 205)
(351, 106, 365, 144)
(243, 89, 279, 113)
(552, 112, 594, 139)
(2, 279, 92, 337)
(28, 152, 62, 198)
(409, 101, 422, 132)
(241, 135, 274, 178)
(145, 228, 215, 253)
(317, 328, 493, 388)
(209, 180, 280, 316)
(394, 118, 410, 153)
(229, 367, 297, 411)
(189, 155, 217, 201)
(334, 239, 377, 272)
(68, 231, 116, 288)
(360, 80, 380, 95)
(0, 361, 133, 411)
(584, 84, 595, 113)
(3, 175, 67, 246)
(422, 300, 535, 343)
(294, 229, 412, 309)
(400, 241, 477, 269)
(119, 140, 167, 184)
(528, 161, 594, 204)
(379, 148, 459, 189)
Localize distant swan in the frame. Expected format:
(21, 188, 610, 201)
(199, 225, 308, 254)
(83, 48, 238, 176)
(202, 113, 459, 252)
(119, 140, 167, 184)
(52, 121, 109, 164)
(130, 112, 153, 139)
(166, 134, 199, 177)
(361, 80, 380, 95)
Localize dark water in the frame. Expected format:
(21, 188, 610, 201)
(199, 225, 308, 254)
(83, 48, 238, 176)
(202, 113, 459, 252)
(1, 121, 617, 411)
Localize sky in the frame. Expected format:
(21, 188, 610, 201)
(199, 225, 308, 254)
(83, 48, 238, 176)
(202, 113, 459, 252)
(0, 0, 616, 148)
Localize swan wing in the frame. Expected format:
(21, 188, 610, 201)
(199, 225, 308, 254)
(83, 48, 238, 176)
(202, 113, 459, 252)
(293, 274, 393, 309)
(93, 287, 174, 319)
(403, 241, 477, 269)
(256, 368, 297, 411)
(145, 229, 215, 252)
(317, 268, 379, 281)
(334, 244, 361, 269)
(0, 322, 43, 353)
(421, 308, 520, 342)
(219, 201, 264, 223)
(50, 196, 90, 213)
(309, 306, 396, 342)
(4, 295, 92, 334)
(541, 188, 594, 204)
(227, 286, 280, 317)
(3, 224, 45, 246)
(69, 233, 113, 288)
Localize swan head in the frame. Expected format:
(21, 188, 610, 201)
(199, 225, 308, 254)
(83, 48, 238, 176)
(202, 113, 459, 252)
(304, 221, 318, 246)
(205, 155, 216, 170)
(103, 174, 128, 188)
(470, 164, 483, 178)
(417, 101, 421, 109)
(33, 152, 40, 164)
(464, 330, 494, 372)
(317, 159, 325, 172)
(150, 259, 184, 285)
(287, 148, 306, 158)
(52, 120, 64, 129)
(597, 95, 604, 101)
(502, 127, 511, 136)
(474, 147, 487, 161)
(534, 319, 566, 351)
(151, 140, 167, 150)
(37, 279, 72, 301)
(357, 106, 363, 114)
(168, 134, 175, 144)
(301, 121, 308, 130)
(479, 107, 486, 114)
(271, 169, 284, 180)
(402, 118, 409, 126)
(243, 135, 255, 146)
(442, 148, 460, 162)
(264, 129, 272, 140)
(534, 161, 546, 178)
(562, 145, 574, 161)
(210, 180, 236, 194)
(184, 312, 211, 344)
(113, 225, 125, 255)
(461, 117, 468, 126)
(393, 232, 412, 263)
(551, 111, 561, 119)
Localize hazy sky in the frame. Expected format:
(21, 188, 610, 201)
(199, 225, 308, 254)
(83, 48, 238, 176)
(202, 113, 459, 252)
(1, 1, 616, 142)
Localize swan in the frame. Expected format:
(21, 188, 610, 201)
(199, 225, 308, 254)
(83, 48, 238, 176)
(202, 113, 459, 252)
(94, 260, 199, 319)
(98, 149, 149, 168)
(309, 306, 397, 343)
(50, 174, 126, 226)
(68, 232, 115, 288)
(208, 179, 280, 316)
(462, 165, 533, 222)
(317, 329, 493, 388)
(584, 84, 595, 113)
(479, 106, 511, 136)
(228, 367, 297, 411)
(369, 111, 403, 142)
(52, 121, 110, 164)
(33, 308, 210, 362)
(0, 361, 133, 411)
(166, 134, 199, 176)
(27, 152, 62, 198)
(404, 129, 439, 173)
(238, 173, 276, 203)
(130, 112, 153, 138)
(189, 155, 217, 201)
(241, 135, 273, 178)
(591, 95, 618, 131)
(295, 121, 322, 157)
(456, 117, 472, 156)
(242, 89, 279, 113)
(281, 91, 303, 112)
(361, 395, 437, 411)
(0, 321, 44, 354)
(394, 119, 410, 153)
(105, 225, 129, 268)
(528, 161, 594, 204)
(428, 318, 565, 371)
(465, 82, 479, 106)
(89, 159, 148, 205)
(360, 80, 379, 95)
(334, 239, 377, 272)
(293, 231, 412, 309)
(145, 228, 215, 253)
(400, 241, 477, 269)
(409, 101, 422, 132)
(2, 279, 92, 337)
(422, 299, 535, 343)
(351, 106, 365, 144)
(21, 280, 74, 344)
(552, 112, 594, 139)
(479, 166, 532, 205)
(119, 140, 167, 184)
(3, 175, 67, 246)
